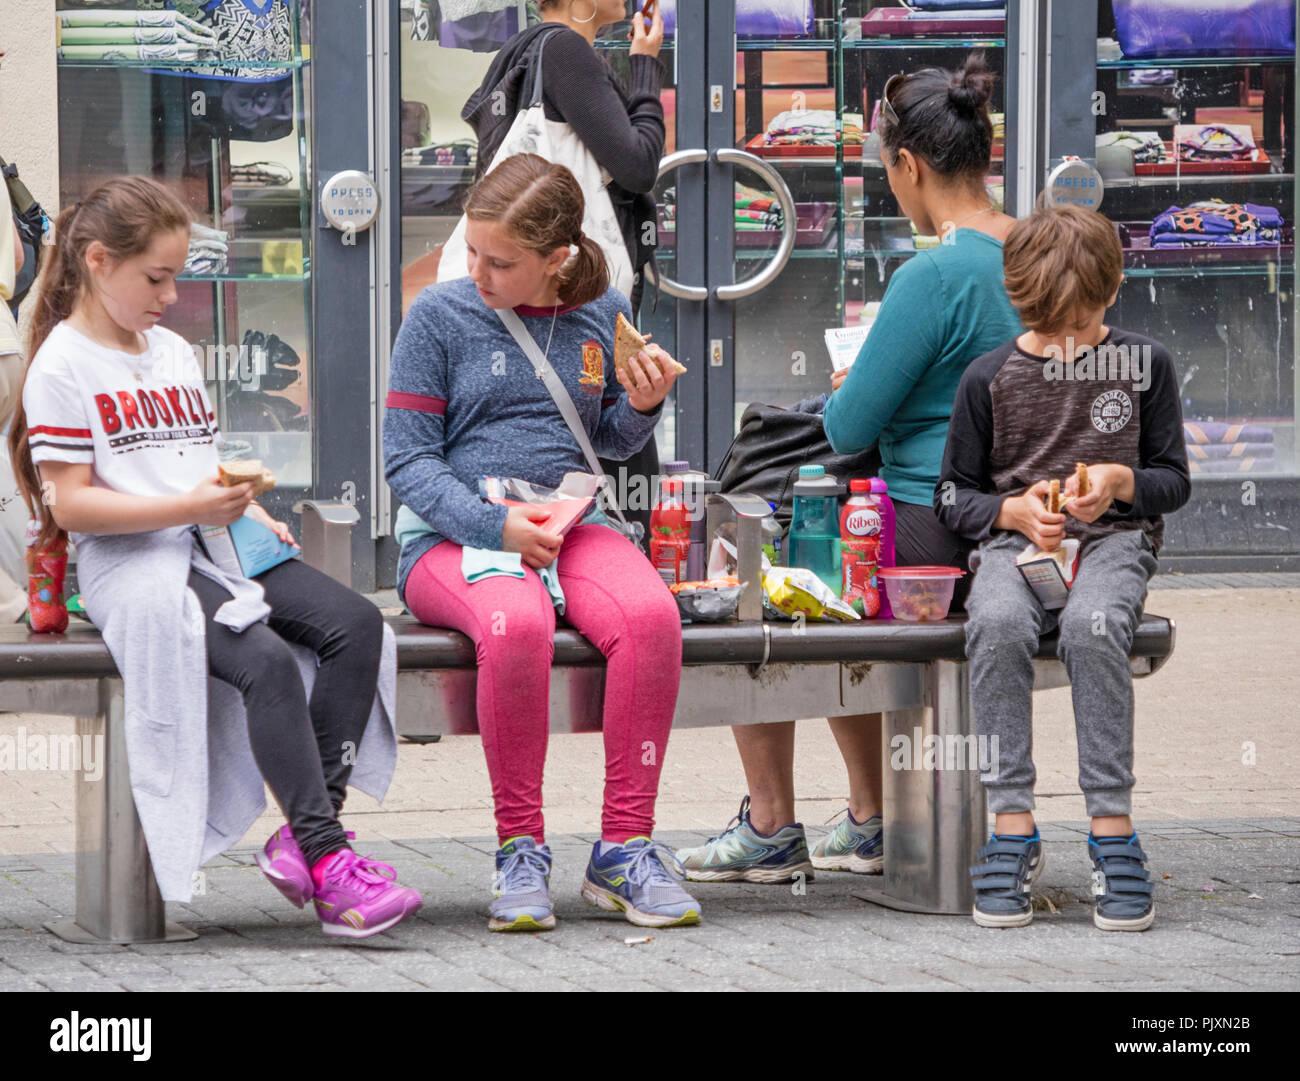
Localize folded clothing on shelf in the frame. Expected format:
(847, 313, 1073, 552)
(1098, 130, 1169, 165)
(401, 142, 478, 167)
(734, 184, 785, 231)
(58, 43, 201, 61)
(1150, 200, 1284, 247)
(1127, 67, 1177, 86)
(1177, 123, 1258, 162)
(185, 223, 229, 276)
(764, 109, 838, 148)
(660, 184, 786, 233)
(1184, 421, 1275, 445)
(57, 26, 219, 49)
(56, 9, 219, 43)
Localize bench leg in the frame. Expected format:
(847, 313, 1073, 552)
(45, 678, 196, 945)
(859, 660, 987, 915)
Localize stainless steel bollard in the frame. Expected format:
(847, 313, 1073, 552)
(297, 500, 360, 588)
(858, 660, 987, 915)
(704, 492, 771, 622)
(45, 678, 196, 944)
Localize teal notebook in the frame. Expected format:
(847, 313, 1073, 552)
(199, 513, 299, 579)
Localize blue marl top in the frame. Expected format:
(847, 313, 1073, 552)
(383, 276, 661, 602)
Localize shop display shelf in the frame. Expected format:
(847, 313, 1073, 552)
(1098, 54, 1295, 70)
(56, 57, 308, 71)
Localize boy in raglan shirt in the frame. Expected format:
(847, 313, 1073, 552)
(935, 205, 1190, 932)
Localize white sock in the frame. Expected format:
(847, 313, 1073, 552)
(597, 840, 622, 855)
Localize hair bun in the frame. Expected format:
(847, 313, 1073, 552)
(948, 54, 994, 116)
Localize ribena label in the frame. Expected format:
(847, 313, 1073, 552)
(844, 508, 882, 537)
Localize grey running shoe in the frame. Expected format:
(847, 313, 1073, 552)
(490, 836, 556, 932)
(675, 796, 814, 884)
(810, 809, 883, 874)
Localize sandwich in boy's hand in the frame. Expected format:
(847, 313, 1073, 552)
(218, 459, 276, 497)
(615, 312, 687, 377)
(1074, 461, 1091, 498)
(1046, 478, 1065, 515)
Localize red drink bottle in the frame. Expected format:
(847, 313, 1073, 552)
(840, 479, 883, 597)
(649, 478, 690, 586)
(25, 520, 69, 634)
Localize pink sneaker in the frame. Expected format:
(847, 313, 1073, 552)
(312, 849, 423, 939)
(255, 825, 354, 908)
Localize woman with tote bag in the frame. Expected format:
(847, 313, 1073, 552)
(440, 1, 666, 316)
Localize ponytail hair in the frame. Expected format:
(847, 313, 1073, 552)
(9, 176, 191, 552)
(462, 153, 610, 307)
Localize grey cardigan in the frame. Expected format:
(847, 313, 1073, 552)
(75, 524, 398, 902)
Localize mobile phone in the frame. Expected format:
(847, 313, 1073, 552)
(640, 1, 657, 18)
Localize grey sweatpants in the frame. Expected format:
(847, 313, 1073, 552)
(964, 529, 1158, 817)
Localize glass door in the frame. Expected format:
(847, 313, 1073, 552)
(653, 1, 1010, 473)
(1060, 0, 1298, 565)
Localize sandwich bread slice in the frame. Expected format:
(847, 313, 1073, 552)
(615, 312, 687, 376)
(218, 459, 276, 497)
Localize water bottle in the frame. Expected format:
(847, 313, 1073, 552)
(786, 465, 842, 594)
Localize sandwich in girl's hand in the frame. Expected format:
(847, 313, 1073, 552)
(615, 313, 687, 377)
(218, 459, 276, 496)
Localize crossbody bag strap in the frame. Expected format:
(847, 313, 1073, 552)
(493, 306, 634, 532)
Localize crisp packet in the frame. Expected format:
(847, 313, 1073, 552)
(763, 567, 860, 622)
(670, 577, 747, 623)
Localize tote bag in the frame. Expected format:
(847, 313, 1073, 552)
(438, 29, 634, 300)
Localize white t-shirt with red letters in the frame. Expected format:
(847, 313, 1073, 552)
(24, 322, 221, 498)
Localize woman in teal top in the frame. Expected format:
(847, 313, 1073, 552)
(677, 55, 1022, 884)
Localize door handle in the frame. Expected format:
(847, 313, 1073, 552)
(712, 148, 798, 302)
(647, 148, 798, 302)
(647, 149, 710, 301)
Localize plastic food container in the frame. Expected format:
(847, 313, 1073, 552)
(876, 566, 964, 622)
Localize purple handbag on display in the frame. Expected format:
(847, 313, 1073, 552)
(1113, 0, 1296, 58)
(659, 1, 814, 38)
(902, 1, 1005, 10)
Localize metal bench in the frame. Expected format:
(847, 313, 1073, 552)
(0, 501, 1176, 941)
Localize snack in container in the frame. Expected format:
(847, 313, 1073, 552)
(763, 567, 860, 623)
(876, 566, 964, 622)
(669, 576, 746, 623)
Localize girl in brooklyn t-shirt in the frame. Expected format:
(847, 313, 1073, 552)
(10, 176, 420, 938)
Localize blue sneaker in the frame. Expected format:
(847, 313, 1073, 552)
(811, 809, 883, 874)
(675, 796, 814, 883)
(581, 838, 702, 928)
(1089, 833, 1156, 932)
(969, 831, 1044, 928)
(490, 836, 555, 932)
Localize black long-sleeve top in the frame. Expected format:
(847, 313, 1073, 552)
(934, 327, 1191, 553)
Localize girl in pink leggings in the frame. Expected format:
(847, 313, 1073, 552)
(383, 153, 698, 932)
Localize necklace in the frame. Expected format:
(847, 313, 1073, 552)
(543, 301, 559, 359)
(949, 205, 997, 231)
